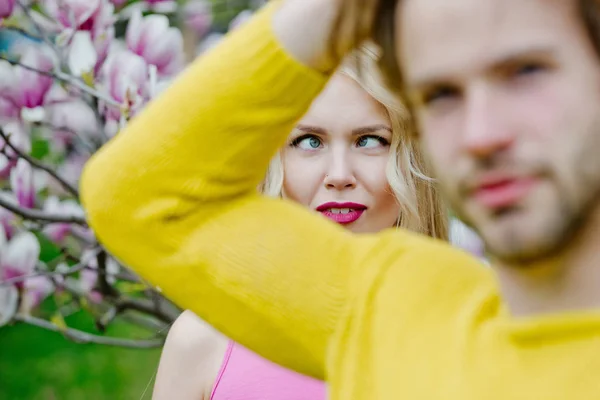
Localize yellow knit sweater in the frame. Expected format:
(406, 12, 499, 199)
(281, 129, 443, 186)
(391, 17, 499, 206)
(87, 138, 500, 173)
(81, 2, 600, 399)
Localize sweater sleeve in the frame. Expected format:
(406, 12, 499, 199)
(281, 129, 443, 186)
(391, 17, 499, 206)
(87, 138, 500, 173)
(80, 1, 391, 378)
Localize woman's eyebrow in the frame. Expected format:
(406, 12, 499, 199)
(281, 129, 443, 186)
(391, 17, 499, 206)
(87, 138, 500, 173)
(352, 125, 392, 135)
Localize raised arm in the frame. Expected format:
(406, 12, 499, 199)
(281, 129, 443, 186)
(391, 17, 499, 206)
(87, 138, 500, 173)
(81, 0, 381, 378)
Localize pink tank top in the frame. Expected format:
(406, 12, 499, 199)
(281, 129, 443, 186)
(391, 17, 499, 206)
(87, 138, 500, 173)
(210, 341, 326, 400)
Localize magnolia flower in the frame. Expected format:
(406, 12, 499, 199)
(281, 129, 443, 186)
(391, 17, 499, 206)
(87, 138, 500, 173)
(10, 159, 35, 209)
(0, 46, 54, 110)
(43, 0, 115, 74)
(21, 275, 54, 313)
(182, 0, 212, 38)
(44, 0, 105, 31)
(77, 249, 119, 303)
(100, 50, 150, 121)
(79, 268, 102, 302)
(0, 95, 19, 120)
(46, 98, 97, 152)
(0, 229, 41, 289)
(126, 10, 184, 77)
(42, 196, 86, 243)
(0, 0, 14, 19)
(0, 285, 18, 327)
(56, 153, 89, 189)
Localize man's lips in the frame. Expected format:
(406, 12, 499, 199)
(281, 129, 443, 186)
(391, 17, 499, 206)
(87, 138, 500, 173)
(472, 176, 539, 209)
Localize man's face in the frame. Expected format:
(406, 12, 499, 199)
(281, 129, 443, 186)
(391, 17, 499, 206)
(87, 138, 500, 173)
(398, 0, 600, 264)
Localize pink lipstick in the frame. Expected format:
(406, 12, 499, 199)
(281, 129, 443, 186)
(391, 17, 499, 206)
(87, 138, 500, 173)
(316, 202, 367, 225)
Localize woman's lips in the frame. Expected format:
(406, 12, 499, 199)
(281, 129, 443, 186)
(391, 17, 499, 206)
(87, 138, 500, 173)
(316, 202, 367, 225)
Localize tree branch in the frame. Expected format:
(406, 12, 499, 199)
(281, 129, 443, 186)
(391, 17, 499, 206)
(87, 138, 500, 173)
(0, 26, 43, 42)
(0, 195, 87, 225)
(14, 314, 166, 349)
(16, 0, 59, 54)
(0, 262, 85, 287)
(0, 127, 80, 197)
(0, 55, 121, 108)
(117, 297, 179, 324)
(33, 121, 97, 154)
(96, 250, 120, 298)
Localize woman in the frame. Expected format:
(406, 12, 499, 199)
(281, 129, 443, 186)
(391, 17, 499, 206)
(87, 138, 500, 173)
(151, 49, 448, 399)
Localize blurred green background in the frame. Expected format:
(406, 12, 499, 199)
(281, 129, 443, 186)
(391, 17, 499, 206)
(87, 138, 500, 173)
(0, 313, 163, 400)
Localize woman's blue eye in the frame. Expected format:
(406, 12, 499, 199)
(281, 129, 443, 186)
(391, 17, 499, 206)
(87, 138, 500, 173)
(357, 136, 388, 149)
(291, 135, 322, 150)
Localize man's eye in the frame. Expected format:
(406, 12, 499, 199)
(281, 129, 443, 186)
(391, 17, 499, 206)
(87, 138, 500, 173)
(423, 86, 458, 106)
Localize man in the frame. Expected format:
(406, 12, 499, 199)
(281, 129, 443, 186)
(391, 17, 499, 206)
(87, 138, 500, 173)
(81, 0, 600, 398)
(366, 0, 600, 316)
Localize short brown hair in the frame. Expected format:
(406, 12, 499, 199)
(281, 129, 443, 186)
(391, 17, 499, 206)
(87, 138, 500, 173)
(365, 0, 600, 93)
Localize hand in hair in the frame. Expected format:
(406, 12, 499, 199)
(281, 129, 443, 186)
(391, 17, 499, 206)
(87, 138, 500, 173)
(273, 0, 381, 73)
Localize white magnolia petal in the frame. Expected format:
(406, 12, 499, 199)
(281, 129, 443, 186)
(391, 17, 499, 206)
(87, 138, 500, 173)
(68, 31, 98, 77)
(0, 222, 7, 251)
(0, 285, 18, 327)
(2, 231, 41, 274)
(20, 106, 46, 123)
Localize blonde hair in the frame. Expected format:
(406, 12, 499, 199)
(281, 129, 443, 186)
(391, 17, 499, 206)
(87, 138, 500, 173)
(260, 46, 449, 241)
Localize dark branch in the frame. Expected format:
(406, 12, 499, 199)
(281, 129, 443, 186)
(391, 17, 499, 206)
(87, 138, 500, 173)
(14, 314, 165, 349)
(96, 251, 120, 298)
(0, 262, 85, 287)
(0, 55, 120, 107)
(0, 195, 87, 225)
(0, 127, 80, 197)
(117, 297, 179, 324)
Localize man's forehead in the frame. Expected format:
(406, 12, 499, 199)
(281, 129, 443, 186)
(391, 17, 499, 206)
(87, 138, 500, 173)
(398, 0, 575, 87)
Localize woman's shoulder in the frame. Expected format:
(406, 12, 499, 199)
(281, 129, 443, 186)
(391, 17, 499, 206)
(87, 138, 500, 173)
(167, 310, 227, 348)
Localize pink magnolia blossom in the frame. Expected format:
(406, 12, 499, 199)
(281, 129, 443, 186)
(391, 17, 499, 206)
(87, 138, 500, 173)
(0, 284, 18, 327)
(0, 230, 41, 289)
(0, 0, 15, 19)
(79, 268, 102, 303)
(78, 249, 119, 303)
(126, 10, 183, 77)
(43, 0, 115, 73)
(0, 47, 54, 110)
(42, 196, 85, 243)
(182, 0, 212, 38)
(10, 159, 35, 209)
(0, 96, 20, 120)
(56, 153, 89, 189)
(45, 98, 97, 152)
(100, 50, 150, 121)
(43, 0, 109, 31)
(22, 275, 54, 313)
